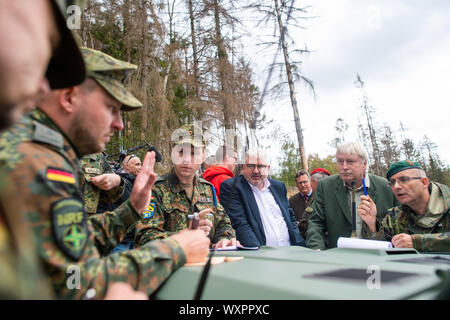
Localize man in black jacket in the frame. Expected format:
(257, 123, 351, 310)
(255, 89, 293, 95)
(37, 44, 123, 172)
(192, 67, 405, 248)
(102, 154, 142, 253)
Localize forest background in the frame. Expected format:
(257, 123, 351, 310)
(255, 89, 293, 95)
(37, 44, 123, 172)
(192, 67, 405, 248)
(75, 0, 449, 189)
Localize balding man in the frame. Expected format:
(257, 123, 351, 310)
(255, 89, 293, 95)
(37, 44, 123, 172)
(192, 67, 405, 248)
(220, 148, 305, 248)
(360, 160, 449, 252)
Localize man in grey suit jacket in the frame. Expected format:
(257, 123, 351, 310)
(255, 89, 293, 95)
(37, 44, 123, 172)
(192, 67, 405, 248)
(306, 142, 399, 250)
(220, 148, 305, 248)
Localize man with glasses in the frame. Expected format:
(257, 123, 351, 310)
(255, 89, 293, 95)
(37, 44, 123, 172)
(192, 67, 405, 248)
(220, 148, 305, 248)
(306, 142, 398, 250)
(359, 160, 449, 252)
(289, 170, 314, 227)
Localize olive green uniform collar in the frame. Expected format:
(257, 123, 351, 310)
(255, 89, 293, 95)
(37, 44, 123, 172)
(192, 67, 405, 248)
(32, 108, 82, 158)
(167, 168, 200, 193)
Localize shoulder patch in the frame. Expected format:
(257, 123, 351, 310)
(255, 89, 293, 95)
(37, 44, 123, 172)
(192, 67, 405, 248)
(47, 167, 76, 184)
(142, 195, 156, 219)
(33, 121, 64, 148)
(51, 197, 88, 261)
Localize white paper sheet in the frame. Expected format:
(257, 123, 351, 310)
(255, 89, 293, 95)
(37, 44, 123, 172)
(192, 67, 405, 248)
(337, 237, 393, 249)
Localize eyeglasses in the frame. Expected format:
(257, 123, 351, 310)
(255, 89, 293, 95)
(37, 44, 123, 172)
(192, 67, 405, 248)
(297, 181, 310, 185)
(388, 176, 422, 187)
(246, 164, 268, 170)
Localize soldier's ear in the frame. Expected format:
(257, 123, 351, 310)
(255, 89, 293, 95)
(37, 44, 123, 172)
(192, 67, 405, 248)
(58, 86, 79, 113)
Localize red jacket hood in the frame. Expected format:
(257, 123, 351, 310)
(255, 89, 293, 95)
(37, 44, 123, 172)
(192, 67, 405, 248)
(202, 166, 234, 181)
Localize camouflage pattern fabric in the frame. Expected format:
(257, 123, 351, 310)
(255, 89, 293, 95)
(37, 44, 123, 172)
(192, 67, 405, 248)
(80, 153, 124, 214)
(80, 47, 142, 111)
(135, 169, 236, 247)
(0, 109, 186, 299)
(0, 195, 54, 299)
(364, 182, 450, 252)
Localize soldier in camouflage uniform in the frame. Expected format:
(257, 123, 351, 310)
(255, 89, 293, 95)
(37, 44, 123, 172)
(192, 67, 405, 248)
(0, 47, 210, 299)
(135, 124, 237, 249)
(360, 160, 449, 252)
(81, 151, 125, 215)
(0, 0, 86, 299)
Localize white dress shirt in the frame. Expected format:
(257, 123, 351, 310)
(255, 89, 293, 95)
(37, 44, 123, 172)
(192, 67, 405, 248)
(247, 179, 291, 246)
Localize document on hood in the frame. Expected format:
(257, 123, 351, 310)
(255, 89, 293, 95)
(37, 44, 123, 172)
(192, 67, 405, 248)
(337, 237, 393, 249)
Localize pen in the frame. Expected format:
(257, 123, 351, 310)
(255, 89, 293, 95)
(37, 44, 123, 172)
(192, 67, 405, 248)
(362, 178, 367, 196)
(190, 212, 199, 230)
(188, 213, 213, 219)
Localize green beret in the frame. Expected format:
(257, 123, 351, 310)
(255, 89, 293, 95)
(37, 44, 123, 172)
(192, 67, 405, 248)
(386, 160, 423, 180)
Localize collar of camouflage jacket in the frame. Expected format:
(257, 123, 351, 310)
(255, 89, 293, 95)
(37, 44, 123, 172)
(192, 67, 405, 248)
(168, 168, 199, 193)
(32, 108, 82, 158)
(414, 182, 448, 229)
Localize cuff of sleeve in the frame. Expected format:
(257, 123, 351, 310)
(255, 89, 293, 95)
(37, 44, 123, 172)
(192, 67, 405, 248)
(411, 234, 424, 252)
(164, 237, 187, 269)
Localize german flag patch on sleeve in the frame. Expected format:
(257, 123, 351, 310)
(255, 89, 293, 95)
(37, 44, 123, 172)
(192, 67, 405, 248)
(46, 167, 76, 184)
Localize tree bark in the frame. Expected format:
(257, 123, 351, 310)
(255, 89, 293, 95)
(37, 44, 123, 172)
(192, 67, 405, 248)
(274, 0, 307, 171)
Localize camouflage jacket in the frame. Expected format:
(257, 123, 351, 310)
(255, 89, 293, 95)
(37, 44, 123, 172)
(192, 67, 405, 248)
(0, 109, 186, 299)
(0, 187, 53, 299)
(80, 152, 124, 214)
(364, 182, 449, 252)
(135, 169, 236, 247)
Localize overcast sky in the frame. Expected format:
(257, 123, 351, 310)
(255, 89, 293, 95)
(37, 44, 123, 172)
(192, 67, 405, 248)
(243, 0, 450, 170)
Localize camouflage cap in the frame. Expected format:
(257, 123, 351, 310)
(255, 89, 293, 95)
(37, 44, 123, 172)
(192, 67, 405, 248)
(171, 124, 205, 148)
(386, 160, 423, 180)
(45, 0, 86, 89)
(80, 47, 142, 111)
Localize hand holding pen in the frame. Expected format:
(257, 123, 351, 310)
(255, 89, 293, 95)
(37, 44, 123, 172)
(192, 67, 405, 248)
(357, 194, 378, 233)
(189, 208, 213, 236)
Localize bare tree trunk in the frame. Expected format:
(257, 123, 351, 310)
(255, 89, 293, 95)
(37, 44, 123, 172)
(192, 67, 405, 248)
(163, 0, 175, 95)
(187, 0, 200, 99)
(213, 0, 232, 130)
(355, 74, 382, 175)
(140, 0, 149, 139)
(274, 0, 308, 171)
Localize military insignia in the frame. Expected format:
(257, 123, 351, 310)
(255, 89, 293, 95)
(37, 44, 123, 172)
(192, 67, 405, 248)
(51, 197, 88, 261)
(46, 167, 76, 184)
(143, 196, 156, 219)
(406, 160, 415, 166)
(305, 207, 313, 213)
(84, 167, 101, 175)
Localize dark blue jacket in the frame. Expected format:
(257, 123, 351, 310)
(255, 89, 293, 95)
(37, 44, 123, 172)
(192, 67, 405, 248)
(220, 175, 305, 248)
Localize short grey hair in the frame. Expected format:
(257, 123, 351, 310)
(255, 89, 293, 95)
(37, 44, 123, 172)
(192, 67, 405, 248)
(414, 168, 427, 178)
(336, 141, 369, 164)
(245, 148, 269, 164)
